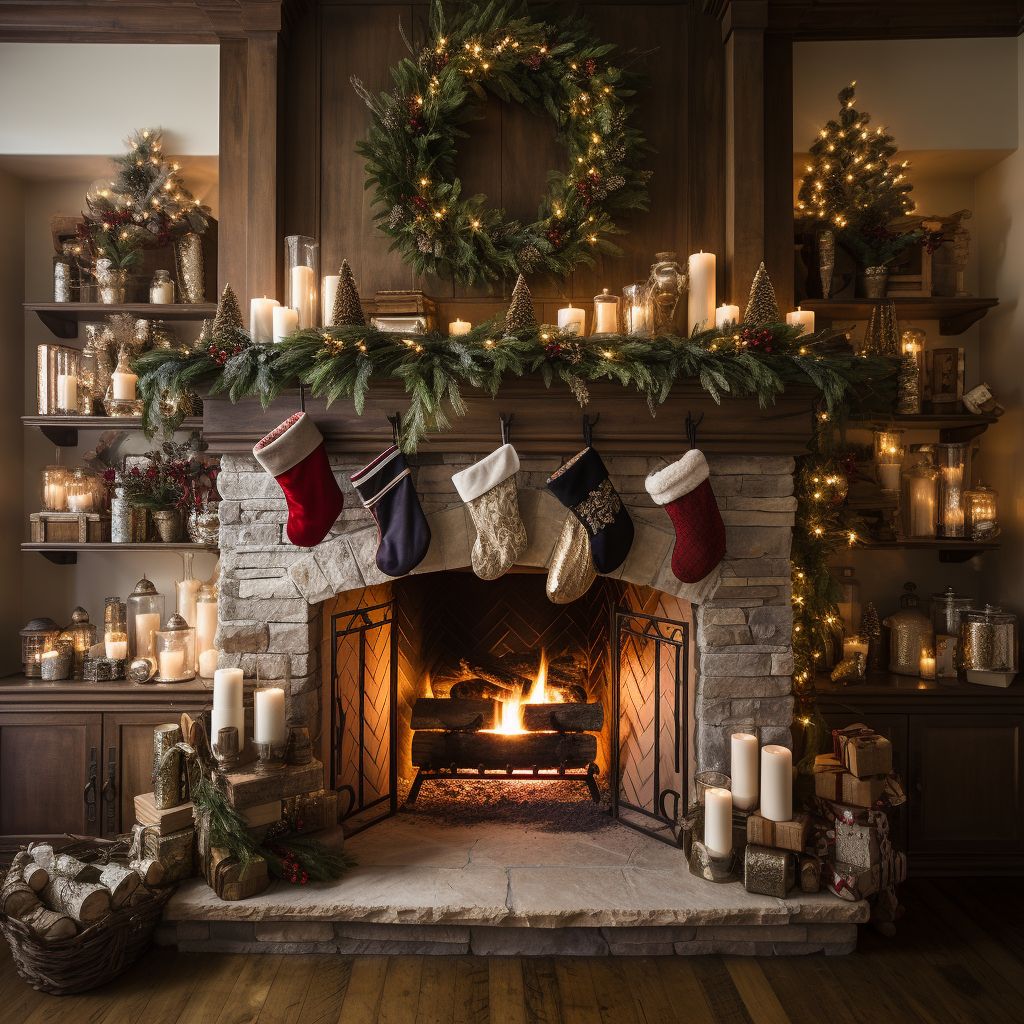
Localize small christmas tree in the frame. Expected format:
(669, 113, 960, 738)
(796, 83, 918, 267)
(743, 262, 780, 327)
(330, 260, 366, 327)
(504, 274, 538, 334)
(213, 284, 244, 339)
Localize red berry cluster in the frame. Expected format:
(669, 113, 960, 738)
(280, 851, 310, 886)
(544, 340, 564, 359)
(411, 195, 430, 213)
(741, 327, 775, 354)
(523, 53, 545, 71)
(584, 58, 598, 76)
(408, 117, 425, 135)
(545, 227, 564, 249)
(206, 339, 246, 366)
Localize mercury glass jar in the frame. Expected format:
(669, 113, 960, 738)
(883, 583, 933, 677)
(872, 427, 904, 493)
(964, 483, 999, 540)
(41, 463, 69, 511)
(66, 469, 96, 513)
(128, 576, 164, 662)
(961, 605, 1019, 687)
(154, 614, 196, 683)
(934, 443, 968, 538)
(20, 617, 61, 677)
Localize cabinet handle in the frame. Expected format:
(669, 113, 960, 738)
(102, 746, 117, 833)
(83, 746, 98, 825)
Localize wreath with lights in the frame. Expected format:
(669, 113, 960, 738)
(353, 1, 651, 285)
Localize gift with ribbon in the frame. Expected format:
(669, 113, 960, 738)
(832, 723, 894, 779)
(813, 754, 886, 808)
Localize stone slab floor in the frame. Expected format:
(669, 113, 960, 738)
(162, 814, 865, 955)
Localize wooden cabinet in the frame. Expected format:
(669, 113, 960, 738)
(0, 678, 212, 859)
(818, 674, 1024, 875)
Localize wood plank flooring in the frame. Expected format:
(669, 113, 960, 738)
(2, 880, 1021, 1024)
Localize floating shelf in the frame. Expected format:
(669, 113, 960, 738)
(857, 537, 999, 563)
(802, 296, 998, 335)
(23, 415, 203, 447)
(22, 541, 218, 565)
(26, 302, 216, 339)
(850, 412, 999, 443)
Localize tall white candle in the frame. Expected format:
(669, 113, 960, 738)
(44, 480, 67, 510)
(196, 603, 218, 668)
(785, 307, 815, 336)
(909, 477, 937, 537)
(112, 370, 138, 402)
(272, 305, 299, 345)
(290, 265, 316, 328)
(557, 304, 586, 336)
(594, 290, 619, 334)
(704, 787, 733, 859)
(134, 612, 161, 659)
(687, 251, 716, 333)
(730, 733, 759, 811)
(715, 303, 740, 329)
(321, 276, 340, 327)
(212, 667, 245, 751)
(250, 297, 279, 344)
(760, 745, 793, 823)
(254, 687, 287, 745)
(448, 318, 472, 336)
(57, 373, 78, 412)
(176, 578, 200, 626)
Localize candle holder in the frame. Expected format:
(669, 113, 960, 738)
(872, 427, 904, 494)
(622, 283, 652, 336)
(41, 462, 69, 512)
(254, 740, 287, 775)
(284, 235, 319, 329)
(128, 576, 164, 661)
(103, 348, 142, 417)
(694, 771, 730, 804)
(53, 347, 81, 416)
(964, 482, 999, 541)
(591, 288, 621, 335)
(40, 643, 73, 681)
(935, 442, 967, 538)
(212, 726, 241, 774)
(897, 327, 925, 415)
(154, 614, 196, 683)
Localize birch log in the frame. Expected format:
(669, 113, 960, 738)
(41, 876, 110, 924)
(13, 852, 48, 892)
(1, 875, 38, 917)
(99, 863, 140, 908)
(19, 904, 77, 940)
(131, 857, 166, 887)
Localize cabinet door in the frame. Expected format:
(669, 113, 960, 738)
(0, 712, 103, 853)
(102, 709, 204, 836)
(908, 714, 1024, 860)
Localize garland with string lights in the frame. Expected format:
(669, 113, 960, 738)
(352, 0, 650, 284)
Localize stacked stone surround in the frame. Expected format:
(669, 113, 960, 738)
(215, 450, 795, 772)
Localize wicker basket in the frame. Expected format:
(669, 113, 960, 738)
(0, 836, 174, 995)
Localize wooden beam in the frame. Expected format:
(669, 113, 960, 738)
(763, 33, 794, 308)
(218, 39, 249, 298)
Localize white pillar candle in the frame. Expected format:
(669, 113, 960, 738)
(158, 648, 186, 680)
(909, 477, 937, 537)
(250, 297, 279, 344)
(45, 481, 67, 510)
(254, 687, 287, 745)
(730, 732, 759, 811)
(704, 787, 733, 859)
(594, 291, 619, 334)
(715, 303, 739, 329)
(687, 251, 716, 333)
(66, 492, 93, 512)
(196, 603, 218, 666)
(57, 373, 78, 412)
(557, 304, 586, 336)
(112, 370, 138, 402)
(272, 305, 299, 345)
(212, 667, 245, 750)
(877, 462, 901, 492)
(919, 652, 936, 680)
(105, 639, 128, 660)
(760, 745, 793, 823)
(176, 578, 200, 626)
(134, 612, 161, 659)
(290, 265, 316, 328)
(785, 307, 815, 335)
(448, 318, 472, 336)
(150, 278, 174, 304)
(321, 276, 340, 327)
(198, 647, 219, 678)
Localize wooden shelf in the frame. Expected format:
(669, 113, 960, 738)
(816, 670, 1022, 700)
(23, 415, 203, 447)
(22, 541, 217, 565)
(26, 302, 216, 339)
(802, 296, 998, 335)
(857, 537, 999, 563)
(850, 412, 999, 443)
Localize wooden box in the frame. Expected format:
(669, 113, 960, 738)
(134, 792, 194, 836)
(142, 825, 195, 883)
(223, 760, 324, 810)
(813, 755, 886, 808)
(746, 812, 811, 853)
(30, 512, 110, 544)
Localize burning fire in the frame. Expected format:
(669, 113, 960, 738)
(491, 651, 556, 735)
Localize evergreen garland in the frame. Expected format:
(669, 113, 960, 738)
(353, 0, 650, 284)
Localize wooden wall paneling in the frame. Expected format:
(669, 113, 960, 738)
(219, 39, 249, 297)
(281, 3, 320, 243)
(247, 33, 281, 302)
(763, 32, 794, 307)
(319, 4, 419, 298)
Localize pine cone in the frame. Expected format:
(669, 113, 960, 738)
(517, 244, 541, 272)
(416, 233, 433, 254)
(388, 204, 407, 230)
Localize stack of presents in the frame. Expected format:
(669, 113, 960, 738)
(132, 714, 340, 901)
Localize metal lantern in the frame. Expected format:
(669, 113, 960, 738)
(154, 613, 196, 683)
(128, 576, 164, 662)
(961, 605, 1019, 688)
(61, 607, 97, 680)
(882, 583, 933, 677)
(964, 483, 999, 541)
(19, 617, 61, 678)
(872, 428, 904, 494)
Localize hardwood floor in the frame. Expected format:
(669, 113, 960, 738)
(2, 879, 1021, 1024)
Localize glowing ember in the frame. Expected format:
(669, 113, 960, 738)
(491, 652, 555, 734)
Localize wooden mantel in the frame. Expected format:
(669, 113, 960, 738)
(201, 379, 817, 457)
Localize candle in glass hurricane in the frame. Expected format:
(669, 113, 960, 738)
(272, 305, 299, 345)
(873, 428, 904, 493)
(321, 275, 339, 327)
(557, 303, 586, 336)
(592, 289, 620, 334)
(704, 787, 733, 859)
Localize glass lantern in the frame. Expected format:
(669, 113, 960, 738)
(37, 344, 80, 415)
(20, 617, 61, 678)
(284, 235, 319, 329)
(103, 596, 128, 660)
(154, 613, 196, 683)
(66, 469, 96, 513)
(591, 288, 621, 335)
(61, 607, 97, 679)
(961, 605, 1019, 686)
(901, 446, 939, 538)
(965, 482, 999, 541)
(195, 578, 219, 678)
(934, 442, 968, 538)
(872, 427, 904, 494)
(104, 347, 141, 417)
(54, 346, 81, 416)
(149, 269, 175, 304)
(622, 283, 652, 337)
(41, 462, 69, 511)
(128, 576, 164, 662)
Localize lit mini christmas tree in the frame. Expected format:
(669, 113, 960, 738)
(212, 284, 244, 339)
(330, 260, 366, 327)
(504, 274, 538, 334)
(796, 83, 919, 267)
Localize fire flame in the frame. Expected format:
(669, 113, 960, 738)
(491, 652, 553, 735)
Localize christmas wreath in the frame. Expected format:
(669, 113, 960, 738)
(353, 1, 651, 285)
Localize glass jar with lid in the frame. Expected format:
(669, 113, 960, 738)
(61, 607, 96, 679)
(591, 288, 621, 335)
(195, 578, 219, 678)
(901, 445, 939, 539)
(961, 605, 1018, 687)
(20, 617, 61, 677)
(41, 462, 69, 511)
(128, 576, 164, 662)
(882, 582, 933, 677)
(964, 483, 999, 541)
(149, 269, 175, 304)
(103, 596, 128, 660)
(645, 252, 685, 334)
(154, 614, 196, 683)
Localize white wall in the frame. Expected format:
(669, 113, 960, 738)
(0, 44, 219, 156)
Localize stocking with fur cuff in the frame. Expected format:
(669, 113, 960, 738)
(646, 449, 726, 583)
(253, 412, 343, 548)
(452, 444, 527, 580)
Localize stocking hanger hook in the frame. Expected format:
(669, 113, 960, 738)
(685, 410, 704, 450)
(387, 412, 402, 446)
(582, 413, 600, 447)
(499, 414, 513, 446)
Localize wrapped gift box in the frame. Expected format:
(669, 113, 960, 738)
(282, 789, 339, 835)
(746, 811, 811, 853)
(835, 818, 880, 870)
(813, 754, 886, 808)
(743, 844, 795, 898)
(825, 860, 881, 901)
(833, 724, 893, 778)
